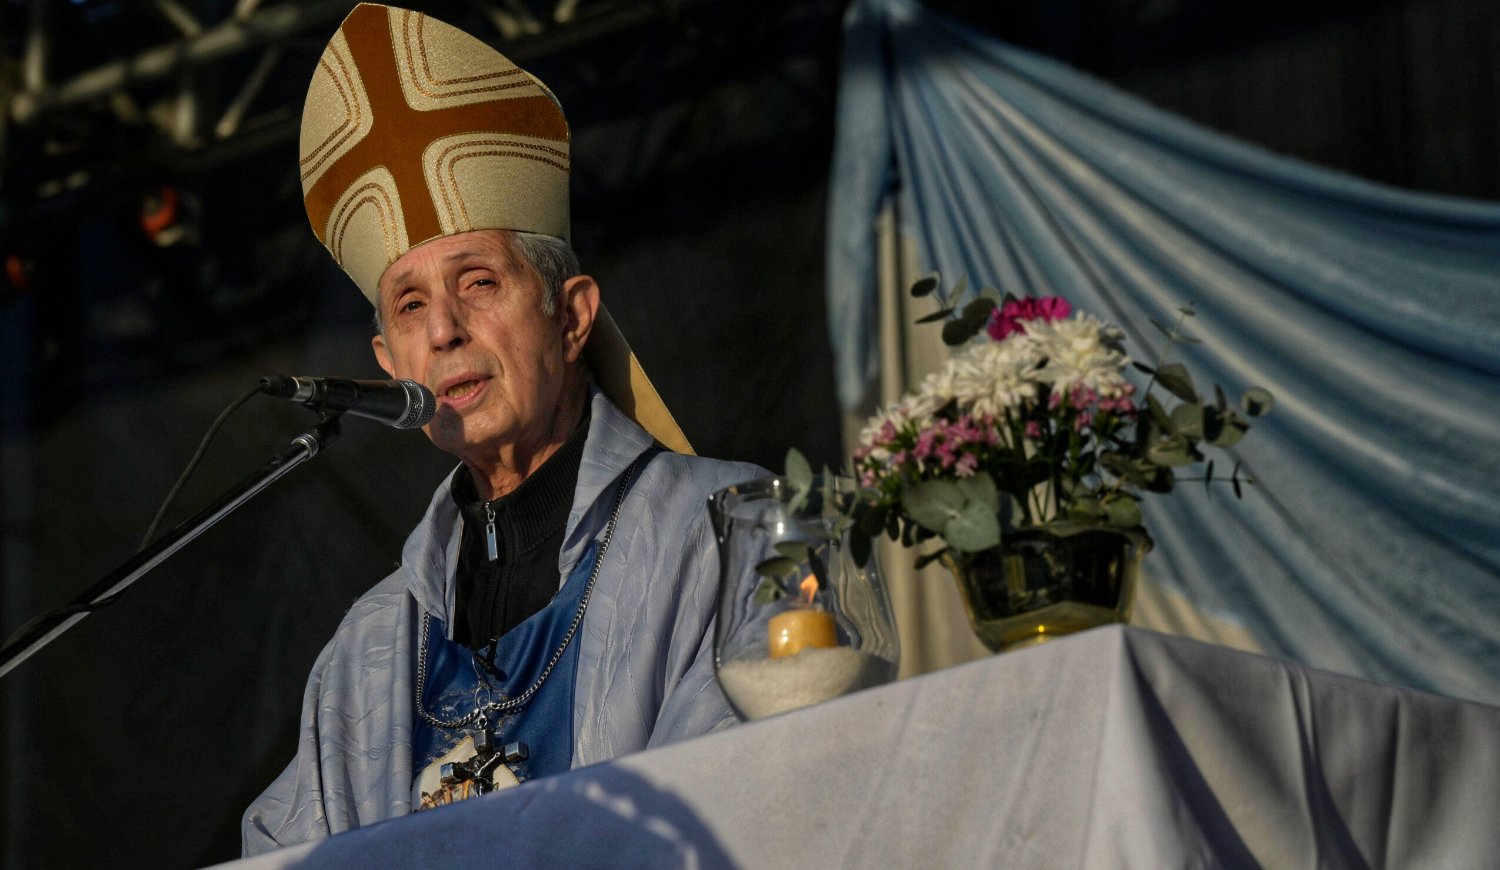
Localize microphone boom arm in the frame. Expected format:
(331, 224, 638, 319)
(0, 416, 342, 680)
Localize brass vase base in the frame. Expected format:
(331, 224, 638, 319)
(943, 529, 1151, 654)
(971, 601, 1126, 652)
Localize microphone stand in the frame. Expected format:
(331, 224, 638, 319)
(0, 415, 342, 679)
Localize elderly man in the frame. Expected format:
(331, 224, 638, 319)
(242, 3, 759, 853)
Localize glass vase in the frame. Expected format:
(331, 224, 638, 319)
(941, 527, 1151, 652)
(709, 476, 899, 720)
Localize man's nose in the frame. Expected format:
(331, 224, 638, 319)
(426, 293, 468, 350)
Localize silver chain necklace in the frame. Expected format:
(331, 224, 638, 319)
(414, 458, 640, 731)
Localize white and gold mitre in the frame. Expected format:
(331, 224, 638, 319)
(299, 3, 692, 453)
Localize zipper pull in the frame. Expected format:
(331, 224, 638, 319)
(484, 502, 499, 562)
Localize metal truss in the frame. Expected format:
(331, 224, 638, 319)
(0, 0, 687, 211)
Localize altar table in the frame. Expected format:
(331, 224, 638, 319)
(224, 626, 1500, 868)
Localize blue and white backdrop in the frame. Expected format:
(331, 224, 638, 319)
(827, 0, 1500, 704)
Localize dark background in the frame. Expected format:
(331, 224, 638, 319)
(1, 0, 1495, 866)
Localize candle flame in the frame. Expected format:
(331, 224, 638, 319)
(799, 574, 818, 605)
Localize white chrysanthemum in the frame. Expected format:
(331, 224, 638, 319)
(947, 336, 1044, 418)
(1024, 313, 1131, 397)
(918, 362, 964, 406)
(898, 390, 945, 429)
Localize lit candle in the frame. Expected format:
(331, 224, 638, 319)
(768, 575, 837, 658)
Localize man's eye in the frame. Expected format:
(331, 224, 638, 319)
(400, 299, 423, 313)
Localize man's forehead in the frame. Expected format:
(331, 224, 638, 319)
(378, 230, 519, 292)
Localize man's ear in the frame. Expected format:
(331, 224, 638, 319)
(372, 332, 397, 378)
(559, 275, 600, 364)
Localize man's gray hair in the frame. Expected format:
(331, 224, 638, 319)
(508, 231, 580, 317)
(372, 230, 581, 333)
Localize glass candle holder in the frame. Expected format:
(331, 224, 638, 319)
(709, 476, 899, 720)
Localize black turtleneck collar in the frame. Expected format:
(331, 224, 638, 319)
(448, 405, 591, 650)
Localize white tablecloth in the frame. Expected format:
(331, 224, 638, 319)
(224, 626, 1500, 868)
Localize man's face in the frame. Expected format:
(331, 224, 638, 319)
(371, 230, 588, 468)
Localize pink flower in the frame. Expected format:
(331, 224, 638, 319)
(955, 453, 979, 477)
(950, 415, 981, 444)
(1025, 420, 1042, 439)
(914, 428, 938, 461)
(1069, 386, 1097, 410)
(986, 295, 1074, 340)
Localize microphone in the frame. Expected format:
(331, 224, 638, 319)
(259, 376, 436, 430)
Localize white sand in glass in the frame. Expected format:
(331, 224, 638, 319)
(719, 647, 893, 720)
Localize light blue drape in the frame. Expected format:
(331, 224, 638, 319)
(827, 0, 1500, 703)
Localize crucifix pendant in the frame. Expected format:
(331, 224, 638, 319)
(417, 723, 528, 810)
(441, 724, 529, 794)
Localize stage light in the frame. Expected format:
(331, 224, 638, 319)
(2, 252, 35, 298)
(140, 185, 188, 247)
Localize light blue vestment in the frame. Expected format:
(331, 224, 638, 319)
(241, 390, 762, 854)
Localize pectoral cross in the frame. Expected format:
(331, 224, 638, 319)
(440, 724, 528, 795)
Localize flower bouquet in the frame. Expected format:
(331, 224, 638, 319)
(801, 275, 1272, 650)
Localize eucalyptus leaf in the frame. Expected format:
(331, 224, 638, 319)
(784, 448, 813, 492)
(956, 472, 1000, 513)
(755, 556, 799, 581)
(850, 530, 871, 568)
(1155, 363, 1199, 403)
(913, 549, 948, 570)
(1037, 520, 1098, 538)
(1208, 416, 1249, 448)
(774, 541, 812, 562)
(944, 501, 1002, 552)
(1147, 439, 1197, 467)
(902, 480, 965, 531)
(952, 274, 968, 298)
(909, 273, 940, 297)
(916, 308, 956, 324)
(1067, 497, 1106, 523)
(1178, 305, 1197, 317)
(859, 502, 890, 537)
(808, 551, 830, 592)
(979, 286, 1003, 303)
(1201, 405, 1225, 442)
(941, 318, 980, 346)
(1242, 387, 1275, 417)
(1146, 394, 1172, 430)
(1214, 384, 1228, 410)
(961, 297, 997, 326)
(1105, 496, 1142, 528)
(753, 578, 784, 605)
(1148, 317, 1174, 339)
(1100, 451, 1148, 488)
(1170, 402, 1204, 438)
(1133, 361, 1157, 376)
